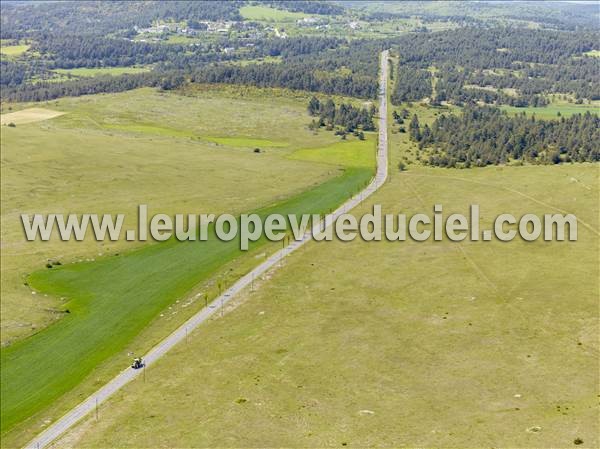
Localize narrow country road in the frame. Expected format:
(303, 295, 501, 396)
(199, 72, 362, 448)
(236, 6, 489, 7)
(25, 49, 390, 449)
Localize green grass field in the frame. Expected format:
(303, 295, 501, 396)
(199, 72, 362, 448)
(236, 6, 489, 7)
(53, 66, 151, 77)
(47, 90, 599, 448)
(53, 163, 599, 449)
(0, 43, 30, 57)
(290, 136, 377, 167)
(1, 163, 373, 434)
(206, 136, 289, 148)
(501, 102, 600, 119)
(0, 85, 376, 441)
(239, 5, 308, 21)
(1, 86, 341, 346)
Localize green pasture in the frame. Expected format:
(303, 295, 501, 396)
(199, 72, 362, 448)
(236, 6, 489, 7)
(0, 44, 30, 57)
(206, 136, 289, 148)
(239, 5, 308, 21)
(1, 163, 372, 433)
(53, 67, 151, 77)
(0, 85, 376, 439)
(501, 102, 600, 119)
(52, 93, 599, 448)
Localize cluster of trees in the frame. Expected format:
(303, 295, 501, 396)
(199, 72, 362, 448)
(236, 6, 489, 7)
(307, 96, 375, 135)
(410, 106, 599, 167)
(467, 57, 600, 101)
(434, 66, 550, 107)
(391, 67, 432, 103)
(0, 61, 28, 87)
(390, 28, 599, 106)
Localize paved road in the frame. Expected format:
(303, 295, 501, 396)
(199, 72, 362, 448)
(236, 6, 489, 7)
(25, 50, 390, 449)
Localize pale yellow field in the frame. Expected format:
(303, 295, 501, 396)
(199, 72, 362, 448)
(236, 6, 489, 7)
(1, 108, 66, 126)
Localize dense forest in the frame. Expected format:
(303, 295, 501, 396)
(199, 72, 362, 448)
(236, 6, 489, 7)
(1, 37, 385, 101)
(391, 67, 432, 103)
(391, 28, 599, 107)
(410, 107, 599, 167)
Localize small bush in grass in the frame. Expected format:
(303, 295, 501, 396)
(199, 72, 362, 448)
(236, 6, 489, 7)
(253, 148, 261, 153)
(7, 122, 16, 128)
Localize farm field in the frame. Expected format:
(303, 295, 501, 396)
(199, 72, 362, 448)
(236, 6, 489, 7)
(239, 5, 308, 21)
(0, 43, 29, 57)
(53, 66, 151, 77)
(501, 101, 600, 119)
(0, 85, 376, 442)
(54, 162, 599, 448)
(0, 107, 65, 125)
(0, 86, 339, 344)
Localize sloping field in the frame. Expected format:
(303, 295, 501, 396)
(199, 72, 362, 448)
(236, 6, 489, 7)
(0, 108, 65, 125)
(0, 87, 340, 345)
(0, 85, 377, 443)
(239, 5, 307, 21)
